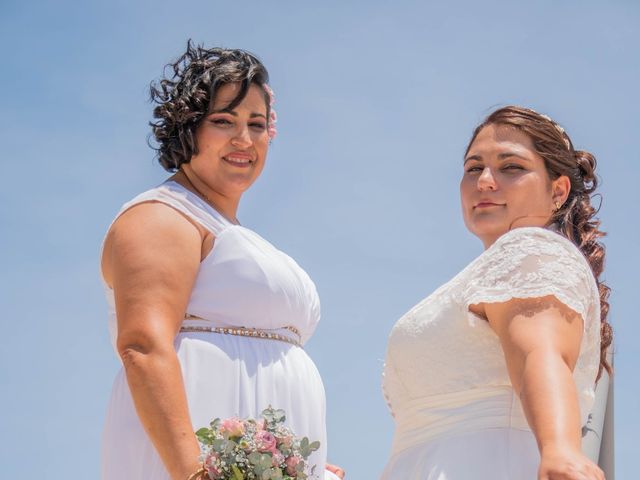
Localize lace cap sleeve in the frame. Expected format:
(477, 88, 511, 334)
(463, 227, 599, 329)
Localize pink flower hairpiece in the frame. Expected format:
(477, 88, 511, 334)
(263, 84, 277, 140)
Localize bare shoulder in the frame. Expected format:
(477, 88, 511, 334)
(102, 201, 204, 287)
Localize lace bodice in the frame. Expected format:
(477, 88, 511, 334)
(382, 227, 601, 454)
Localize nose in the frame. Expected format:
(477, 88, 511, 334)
(477, 167, 497, 191)
(231, 125, 252, 148)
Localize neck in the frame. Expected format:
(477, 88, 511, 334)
(481, 235, 497, 250)
(175, 167, 241, 224)
(479, 214, 555, 250)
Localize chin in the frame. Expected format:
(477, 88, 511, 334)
(225, 173, 259, 189)
(466, 218, 509, 243)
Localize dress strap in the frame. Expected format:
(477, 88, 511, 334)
(115, 181, 232, 236)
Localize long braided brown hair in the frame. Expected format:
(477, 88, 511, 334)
(466, 106, 612, 380)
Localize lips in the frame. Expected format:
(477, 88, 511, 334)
(474, 201, 505, 209)
(223, 153, 254, 167)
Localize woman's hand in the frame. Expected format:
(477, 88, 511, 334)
(326, 463, 345, 479)
(539, 445, 604, 479)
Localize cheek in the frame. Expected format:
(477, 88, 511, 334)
(459, 177, 474, 207)
(196, 130, 227, 152)
(255, 138, 269, 158)
(505, 176, 549, 209)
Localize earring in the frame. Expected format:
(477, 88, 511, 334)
(553, 201, 561, 212)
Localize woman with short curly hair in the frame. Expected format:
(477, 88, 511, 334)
(100, 42, 343, 480)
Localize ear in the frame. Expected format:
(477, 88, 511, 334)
(551, 175, 571, 206)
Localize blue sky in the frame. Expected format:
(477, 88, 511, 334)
(1, 0, 638, 478)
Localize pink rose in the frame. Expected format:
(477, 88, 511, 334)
(255, 431, 277, 453)
(285, 455, 301, 476)
(220, 417, 245, 438)
(205, 452, 223, 479)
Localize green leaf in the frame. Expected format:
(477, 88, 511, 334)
(211, 439, 227, 453)
(210, 418, 222, 429)
(259, 454, 273, 468)
(231, 464, 245, 480)
(298, 437, 317, 458)
(261, 406, 286, 427)
(248, 452, 263, 465)
(225, 439, 238, 454)
(260, 469, 277, 480)
(195, 428, 213, 445)
(273, 409, 286, 423)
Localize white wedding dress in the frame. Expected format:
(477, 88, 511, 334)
(381, 227, 601, 479)
(101, 181, 338, 479)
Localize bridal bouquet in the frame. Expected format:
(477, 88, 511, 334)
(195, 407, 320, 480)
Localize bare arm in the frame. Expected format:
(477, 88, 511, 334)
(480, 296, 604, 480)
(103, 203, 205, 480)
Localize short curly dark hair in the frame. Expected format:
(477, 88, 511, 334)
(149, 40, 271, 172)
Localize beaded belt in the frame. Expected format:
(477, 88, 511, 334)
(180, 314, 302, 348)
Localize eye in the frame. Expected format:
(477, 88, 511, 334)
(211, 118, 232, 126)
(249, 122, 267, 131)
(465, 165, 483, 174)
(502, 164, 525, 171)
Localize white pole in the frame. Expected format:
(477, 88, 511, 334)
(581, 348, 614, 479)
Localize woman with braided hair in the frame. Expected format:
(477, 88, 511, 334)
(100, 42, 343, 480)
(381, 106, 611, 479)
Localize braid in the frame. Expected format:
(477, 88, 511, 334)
(553, 150, 612, 379)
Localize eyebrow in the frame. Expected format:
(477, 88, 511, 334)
(209, 109, 267, 120)
(463, 152, 531, 164)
